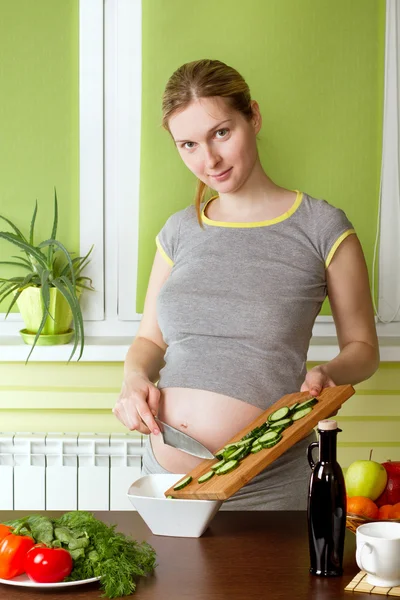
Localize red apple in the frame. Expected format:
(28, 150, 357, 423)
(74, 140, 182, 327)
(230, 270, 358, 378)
(376, 461, 400, 506)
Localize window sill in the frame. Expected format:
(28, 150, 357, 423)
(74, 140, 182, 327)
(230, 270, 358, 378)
(0, 335, 399, 363)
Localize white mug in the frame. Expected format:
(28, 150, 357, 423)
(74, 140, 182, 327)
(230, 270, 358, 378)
(356, 521, 400, 587)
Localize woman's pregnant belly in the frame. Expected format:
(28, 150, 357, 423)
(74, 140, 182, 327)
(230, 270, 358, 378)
(150, 387, 264, 473)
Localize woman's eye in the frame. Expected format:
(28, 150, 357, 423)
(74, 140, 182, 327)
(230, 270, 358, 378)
(182, 141, 195, 150)
(215, 128, 229, 138)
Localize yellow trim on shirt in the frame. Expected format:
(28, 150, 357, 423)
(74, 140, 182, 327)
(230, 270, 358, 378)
(201, 190, 303, 228)
(156, 236, 174, 267)
(325, 229, 356, 268)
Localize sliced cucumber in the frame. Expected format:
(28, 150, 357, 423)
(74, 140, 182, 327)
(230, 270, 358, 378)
(211, 459, 226, 471)
(237, 446, 251, 460)
(294, 398, 318, 412)
(227, 447, 245, 461)
(241, 423, 269, 440)
(214, 449, 225, 460)
(236, 437, 255, 447)
(224, 442, 240, 450)
(268, 406, 290, 422)
(198, 470, 215, 483)
(173, 475, 192, 490)
(261, 434, 282, 449)
(250, 444, 263, 453)
(215, 444, 238, 460)
(270, 417, 292, 429)
(289, 402, 299, 413)
(166, 495, 174, 499)
(258, 430, 280, 444)
(216, 459, 239, 475)
(267, 425, 286, 436)
(292, 406, 313, 421)
(223, 446, 240, 460)
(251, 437, 263, 447)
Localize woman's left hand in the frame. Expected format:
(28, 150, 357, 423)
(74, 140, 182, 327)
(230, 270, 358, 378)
(300, 365, 336, 397)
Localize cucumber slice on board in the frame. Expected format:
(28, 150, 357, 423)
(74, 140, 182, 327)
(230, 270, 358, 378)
(223, 447, 240, 460)
(241, 423, 269, 440)
(261, 434, 283, 449)
(267, 425, 286, 436)
(211, 459, 226, 471)
(294, 398, 318, 412)
(198, 470, 215, 483)
(257, 430, 280, 444)
(292, 406, 313, 420)
(250, 444, 263, 453)
(268, 406, 290, 422)
(215, 444, 238, 460)
(215, 459, 239, 475)
(236, 437, 255, 447)
(173, 476, 192, 490)
(227, 447, 245, 461)
(269, 417, 292, 429)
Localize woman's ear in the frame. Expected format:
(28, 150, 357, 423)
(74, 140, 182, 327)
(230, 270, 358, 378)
(250, 100, 262, 134)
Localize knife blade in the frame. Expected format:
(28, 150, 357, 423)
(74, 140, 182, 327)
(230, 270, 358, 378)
(154, 417, 215, 460)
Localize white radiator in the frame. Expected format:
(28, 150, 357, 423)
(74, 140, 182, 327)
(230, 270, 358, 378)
(0, 432, 144, 511)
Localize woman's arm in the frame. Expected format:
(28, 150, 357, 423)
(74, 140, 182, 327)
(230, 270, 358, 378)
(302, 234, 380, 396)
(113, 250, 171, 433)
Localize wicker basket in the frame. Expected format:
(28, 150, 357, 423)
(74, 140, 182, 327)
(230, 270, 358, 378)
(346, 512, 400, 534)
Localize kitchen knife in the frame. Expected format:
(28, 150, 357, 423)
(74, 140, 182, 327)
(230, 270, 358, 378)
(154, 417, 215, 460)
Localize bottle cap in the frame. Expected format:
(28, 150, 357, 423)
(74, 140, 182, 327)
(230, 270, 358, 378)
(318, 419, 338, 430)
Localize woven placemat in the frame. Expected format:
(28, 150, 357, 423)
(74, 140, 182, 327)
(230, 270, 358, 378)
(345, 571, 400, 596)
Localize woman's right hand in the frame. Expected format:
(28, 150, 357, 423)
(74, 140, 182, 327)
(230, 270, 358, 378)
(112, 372, 161, 435)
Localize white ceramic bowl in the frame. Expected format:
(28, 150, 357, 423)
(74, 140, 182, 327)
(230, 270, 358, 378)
(127, 474, 222, 537)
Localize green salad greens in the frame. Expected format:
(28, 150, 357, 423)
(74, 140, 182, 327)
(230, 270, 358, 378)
(4, 511, 157, 598)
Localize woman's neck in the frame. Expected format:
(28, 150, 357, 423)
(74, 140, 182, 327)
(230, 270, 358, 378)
(209, 160, 295, 222)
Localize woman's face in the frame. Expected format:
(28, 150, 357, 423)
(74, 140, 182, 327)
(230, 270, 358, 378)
(168, 96, 261, 193)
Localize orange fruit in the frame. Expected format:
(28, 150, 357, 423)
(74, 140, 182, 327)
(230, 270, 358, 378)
(378, 505, 393, 520)
(347, 496, 379, 520)
(389, 503, 400, 519)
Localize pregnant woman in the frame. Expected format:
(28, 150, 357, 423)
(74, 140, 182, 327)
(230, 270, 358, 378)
(113, 59, 379, 510)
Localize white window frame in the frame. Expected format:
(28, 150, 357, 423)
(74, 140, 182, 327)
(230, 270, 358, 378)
(81, 0, 142, 336)
(374, 0, 400, 327)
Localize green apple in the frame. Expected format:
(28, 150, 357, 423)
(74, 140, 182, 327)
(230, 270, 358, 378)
(345, 459, 387, 500)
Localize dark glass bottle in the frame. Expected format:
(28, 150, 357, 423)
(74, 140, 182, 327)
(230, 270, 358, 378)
(307, 419, 346, 577)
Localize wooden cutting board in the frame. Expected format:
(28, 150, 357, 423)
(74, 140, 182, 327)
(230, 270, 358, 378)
(164, 384, 355, 500)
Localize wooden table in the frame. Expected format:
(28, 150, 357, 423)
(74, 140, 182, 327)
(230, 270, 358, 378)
(0, 511, 365, 599)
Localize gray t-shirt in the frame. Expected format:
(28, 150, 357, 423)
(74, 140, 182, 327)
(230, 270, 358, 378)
(155, 191, 355, 410)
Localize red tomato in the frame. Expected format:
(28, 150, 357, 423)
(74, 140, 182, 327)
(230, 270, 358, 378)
(24, 546, 73, 583)
(0, 534, 35, 579)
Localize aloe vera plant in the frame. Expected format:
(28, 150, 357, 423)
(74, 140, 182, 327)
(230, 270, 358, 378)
(0, 189, 94, 361)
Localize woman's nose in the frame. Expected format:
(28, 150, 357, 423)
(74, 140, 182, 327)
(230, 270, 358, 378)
(204, 146, 221, 170)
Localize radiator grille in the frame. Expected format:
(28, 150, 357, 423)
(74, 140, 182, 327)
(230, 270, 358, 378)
(0, 432, 144, 511)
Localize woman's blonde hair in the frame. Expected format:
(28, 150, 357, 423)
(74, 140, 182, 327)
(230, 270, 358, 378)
(162, 59, 253, 225)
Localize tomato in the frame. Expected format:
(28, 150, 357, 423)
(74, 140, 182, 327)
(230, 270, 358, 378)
(24, 546, 73, 583)
(0, 533, 35, 579)
(0, 525, 13, 543)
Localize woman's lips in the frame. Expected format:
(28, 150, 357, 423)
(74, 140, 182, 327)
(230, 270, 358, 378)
(210, 167, 233, 181)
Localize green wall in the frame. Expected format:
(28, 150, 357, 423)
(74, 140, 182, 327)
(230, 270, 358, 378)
(138, 0, 385, 312)
(1, 362, 398, 469)
(0, 0, 79, 312)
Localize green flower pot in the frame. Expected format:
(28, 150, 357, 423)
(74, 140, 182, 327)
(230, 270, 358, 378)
(16, 286, 76, 338)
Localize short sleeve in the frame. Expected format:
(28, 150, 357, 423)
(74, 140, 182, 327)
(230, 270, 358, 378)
(315, 200, 356, 268)
(155, 211, 181, 267)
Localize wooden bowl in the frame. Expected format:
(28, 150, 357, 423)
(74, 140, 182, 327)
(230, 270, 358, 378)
(346, 512, 400, 534)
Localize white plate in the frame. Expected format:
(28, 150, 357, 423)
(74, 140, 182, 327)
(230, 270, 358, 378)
(0, 573, 101, 588)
